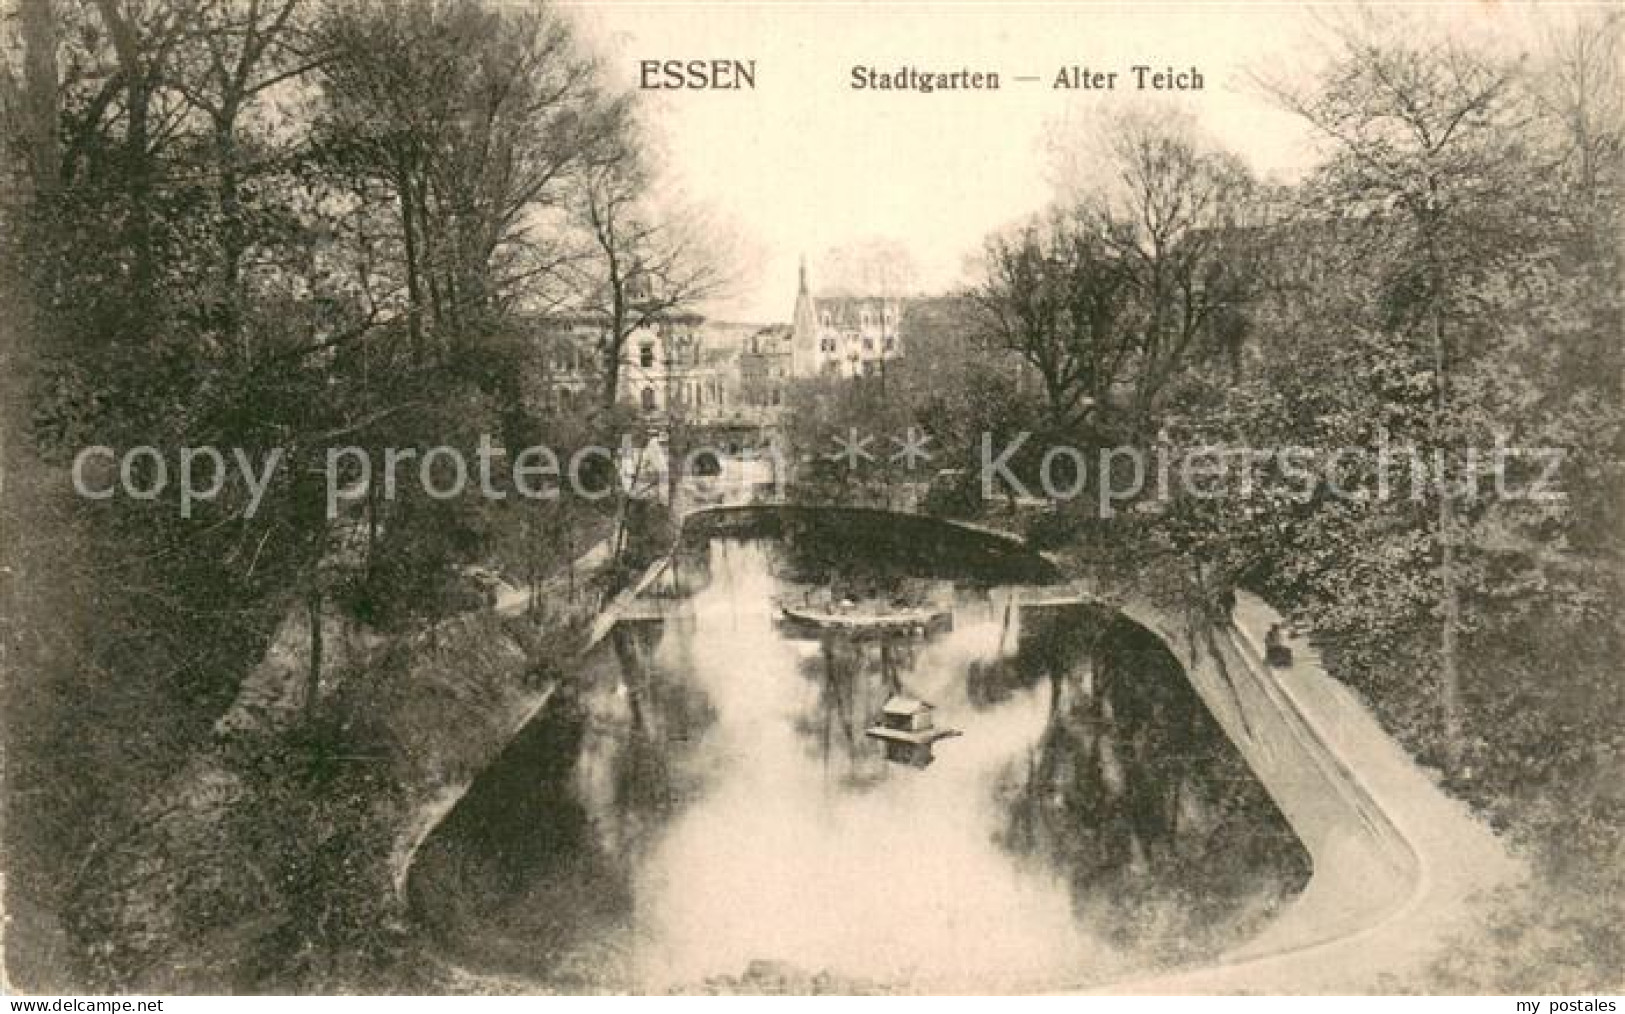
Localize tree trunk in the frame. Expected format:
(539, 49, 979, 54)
(20, 0, 60, 195)
(1423, 183, 1463, 764)
(305, 588, 324, 723)
(398, 162, 425, 363)
(1434, 300, 1463, 762)
(601, 341, 622, 408)
(214, 110, 247, 358)
(93, 0, 158, 335)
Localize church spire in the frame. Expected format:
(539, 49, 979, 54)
(792, 254, 817, 377)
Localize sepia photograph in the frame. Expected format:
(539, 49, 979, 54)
(0, 0, 1621, 1001)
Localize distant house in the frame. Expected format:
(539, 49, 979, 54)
(789, 261, 907, 379)
(521, 314, 600, 415)
(521, 307, 734, 426)
(738, 324, 794, 420)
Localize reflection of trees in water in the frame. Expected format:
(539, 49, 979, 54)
(791, 632, 919, 787)
(408, 620, 716, 984)
(657, 543, 714, 599)
(416, 551, 1309, 984)
(405, 684, 635, 982)
(995, 607, 1311, 960)
(607, 620, 717, 827)
(965, 595, 1050, 709)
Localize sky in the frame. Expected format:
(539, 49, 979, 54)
(565, 1, 1549, 323)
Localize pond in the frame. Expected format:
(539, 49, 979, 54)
(407, 534, 1310, 992)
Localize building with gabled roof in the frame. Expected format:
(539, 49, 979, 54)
(790, 259, 906, 379)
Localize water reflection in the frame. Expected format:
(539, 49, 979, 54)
(997, 608, 1309, 963)
(408, 537, 1309, 992)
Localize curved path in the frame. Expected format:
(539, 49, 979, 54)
(1076, 584, 1523, 992)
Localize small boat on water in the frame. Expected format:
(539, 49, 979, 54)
(776, 601, 953, 639)
(864, 694, 962, 768)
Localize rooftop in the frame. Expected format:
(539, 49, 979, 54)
(881, 694, 933, 717)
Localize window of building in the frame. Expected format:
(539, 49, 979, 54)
(639, 344, 655, 368)
(640, 387, 656, 412)
(863, 337, 874, 351)
(884, 337, 896, 352)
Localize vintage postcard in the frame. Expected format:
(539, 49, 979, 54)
(1, 0, 1621, 1000)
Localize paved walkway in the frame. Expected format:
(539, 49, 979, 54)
(491, 538, 614, 618)
(1101, 590, 1523, 992)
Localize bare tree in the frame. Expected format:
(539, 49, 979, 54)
(1087, 109, 1259, 430)
(1533, 9, 1623, 211)
(316, 0, 627, 363)
(165, 0, 315, 355)
(571, 157, 731, 408)
(13, 0, 62, 195)
(81, 0, 191, 335)
(967, 210, 1132, 434)
(971, 108, 1256, 439)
